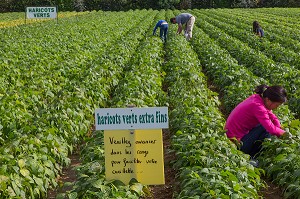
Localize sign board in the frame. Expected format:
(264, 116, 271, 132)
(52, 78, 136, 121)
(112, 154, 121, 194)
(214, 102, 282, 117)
(104, 129, 164, 185)
(26, 7, 57, 19)
(96, 107, 168, 185)
(95, 107, 168, 130)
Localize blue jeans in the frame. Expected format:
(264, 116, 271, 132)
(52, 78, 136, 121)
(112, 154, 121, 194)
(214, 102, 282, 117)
(240, 125, 271, 158)
(160, 24, 168, 42)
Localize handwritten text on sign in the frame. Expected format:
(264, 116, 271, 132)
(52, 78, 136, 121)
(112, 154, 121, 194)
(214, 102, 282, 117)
(95, 107, 168, 130)
(105, 129, 165, 185)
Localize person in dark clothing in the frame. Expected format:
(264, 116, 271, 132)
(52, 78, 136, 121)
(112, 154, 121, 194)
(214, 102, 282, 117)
(253, 21, 264, 37)
(153, 20, 168, 42)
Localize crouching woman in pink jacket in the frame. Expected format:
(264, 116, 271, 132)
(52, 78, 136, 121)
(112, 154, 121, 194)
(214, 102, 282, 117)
(225, 85, 287, 159)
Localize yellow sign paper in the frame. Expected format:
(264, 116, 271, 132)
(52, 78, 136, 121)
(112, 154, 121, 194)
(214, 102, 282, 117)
(104, 129, 165, 185)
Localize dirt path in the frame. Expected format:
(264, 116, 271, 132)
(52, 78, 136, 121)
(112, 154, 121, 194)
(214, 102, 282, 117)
(142, 129, 177, 199)
(47, 153, 81, 199)
(260, 178, 284, 199)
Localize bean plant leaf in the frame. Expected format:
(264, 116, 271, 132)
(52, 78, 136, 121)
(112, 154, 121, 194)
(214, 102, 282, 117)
(18, 159, 26, 169)
(130, 183, 143, 195)
(290, 119, 300, 128)
(20, 169, 30, 177)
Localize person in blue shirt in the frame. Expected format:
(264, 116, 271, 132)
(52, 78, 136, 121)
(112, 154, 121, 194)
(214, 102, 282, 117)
(253, 21, 264, 37)
(153, 20, 168, 42)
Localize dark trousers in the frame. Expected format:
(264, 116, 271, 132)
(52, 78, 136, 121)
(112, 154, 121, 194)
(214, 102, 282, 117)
(240, 125, 271, 158)
(160, 24, 168, 42)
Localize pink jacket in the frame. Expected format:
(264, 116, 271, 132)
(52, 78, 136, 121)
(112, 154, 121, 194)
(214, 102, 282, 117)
(225, 94, 284, 140)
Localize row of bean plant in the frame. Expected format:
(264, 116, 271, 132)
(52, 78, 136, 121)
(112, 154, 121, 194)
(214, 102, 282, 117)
(203, 9, 300, 53)
(189, 9, 300, 198)
(0, 9, 155, 198)
(162, 10, 265, 198)
(199, 10, 300, 70)
(191, 9, 300, 118)
(0, 11, 87, 28)
(60, 10, 166, 198)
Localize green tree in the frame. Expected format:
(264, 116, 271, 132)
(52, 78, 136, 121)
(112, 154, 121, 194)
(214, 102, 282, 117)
(73, 0, 85, 11)
(158, 0, 181, 9)
(0, 0, 10, 12)
(179, 0, 192, 9)
(232, 0, 257, 7)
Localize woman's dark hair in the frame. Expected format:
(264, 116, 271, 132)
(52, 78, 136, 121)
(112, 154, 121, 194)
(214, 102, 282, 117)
(254, 85, 287, 103)
(253, 21, 259, 33)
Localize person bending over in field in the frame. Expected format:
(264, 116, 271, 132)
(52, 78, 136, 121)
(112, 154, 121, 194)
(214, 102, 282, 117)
(153, 20, 168, 42)
(170, 13, 195, 40)
(253, 21, 264, 37)
(225, 85, 287, 166)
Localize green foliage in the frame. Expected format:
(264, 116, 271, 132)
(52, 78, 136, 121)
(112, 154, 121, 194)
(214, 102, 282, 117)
(1, 7, 300, 199)
(158, 0, 181, 9)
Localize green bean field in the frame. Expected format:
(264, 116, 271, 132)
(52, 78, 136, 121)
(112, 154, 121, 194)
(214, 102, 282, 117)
(1, 8, 300, 199)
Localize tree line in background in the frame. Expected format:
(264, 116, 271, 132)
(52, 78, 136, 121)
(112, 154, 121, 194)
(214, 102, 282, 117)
(0, 0, 299, 13)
